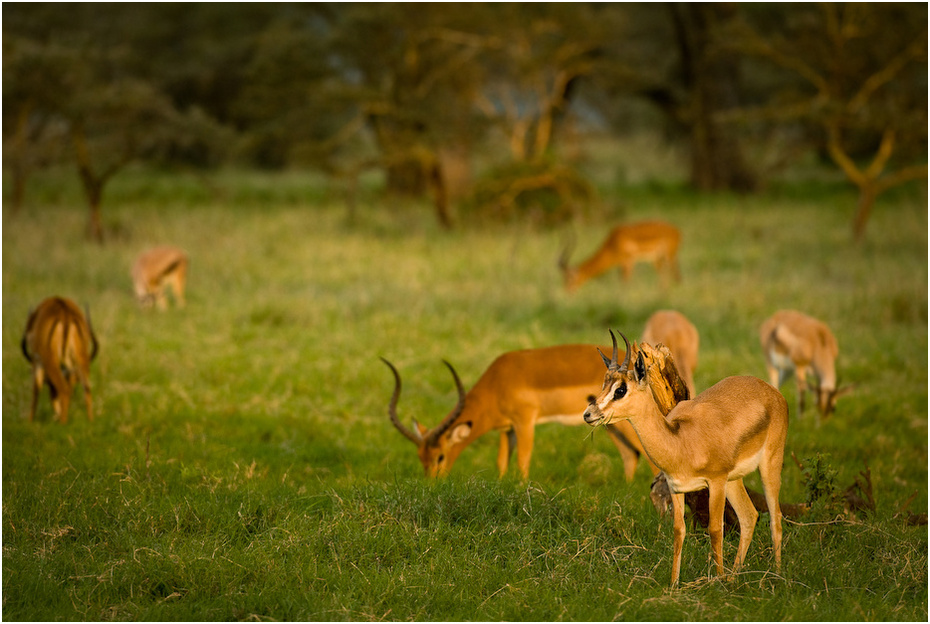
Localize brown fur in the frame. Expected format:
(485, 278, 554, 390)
(641, 310, 699, 395)
(585, 333, 788, 587)
(384, 344, 660, 481)
(132, 246, 189, 309)
(561, 220, 681, 292)
(21, 297, 98, 423)
(760, 309, 850, 421)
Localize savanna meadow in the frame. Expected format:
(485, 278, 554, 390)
(2, 161, 927, 621)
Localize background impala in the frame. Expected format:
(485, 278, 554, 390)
(20, 296, 99, 423)
(760, 309, 852, 422)
(641, 309, 699, 395)
(383, 344, 658, 481)
(559, 220, 681, 292)
(132, 246, 189, 309)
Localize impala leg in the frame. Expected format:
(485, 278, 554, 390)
(707, 482, 727, 578)
(496, 429, 516, 476)
(759, 451, 784, 572)
(172, 265, 187, 307)
(29, 367, 44, 421)
(670, 491, 686, 588)
(725, 479, 758, 576)
(794, 366, 808, 416)
(513, 421, 535, 480)
(53, 384, 71, 424)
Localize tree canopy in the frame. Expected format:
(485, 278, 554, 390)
(3, 3, 926, 239)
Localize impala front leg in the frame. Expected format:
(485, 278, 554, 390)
(497, 429, 516, 477)
(707, 481, 727, 578)
(512, 421, 535, 480)
(670, 491, 686, 588)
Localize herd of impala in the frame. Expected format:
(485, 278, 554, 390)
(21, 221, 852, 587)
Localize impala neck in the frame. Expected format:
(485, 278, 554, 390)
(621, 398, 680, 472)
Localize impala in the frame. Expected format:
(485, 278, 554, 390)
(132, 246, 188, 309)
(641, 309, 699, 395)
(584, 330, 787, 587)
(383, 344, 658, 481)
(760, 310, 851, 422)
(559, 220, 681, 292)
(21, 296, 99, 423)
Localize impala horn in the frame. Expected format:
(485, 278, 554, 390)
(599, 329, 632, 373)
(380, 358, 423, 446)
(425, 360, 468, 445)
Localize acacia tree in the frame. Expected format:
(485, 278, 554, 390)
(3, 4, 231, 242)
(729, 3, 927, 240)
(3, 37, 64, 214)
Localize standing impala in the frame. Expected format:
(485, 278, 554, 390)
(559, 220, 681, 292)
(383, 344, 658, 481)
(584, 331, 787, 587)
(760, 310, 851, 422)
(641, 310, 699, 396)
(132, 246, 188, 309)
(21, 296, 99, 423)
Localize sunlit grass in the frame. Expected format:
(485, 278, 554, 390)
(2, 168, 927, 620)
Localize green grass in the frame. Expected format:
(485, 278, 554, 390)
(3, 168, 927, 620)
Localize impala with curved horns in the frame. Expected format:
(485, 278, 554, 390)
(382, 344, 658, 481)
(21, 296, 99, 423)
(760, 309, 852, 423)
(584, 330, 788, 587)
(559, 220, 681, 292)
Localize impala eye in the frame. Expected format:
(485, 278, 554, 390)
(613, 383, 627, 401)
(437, 454, 445, 464)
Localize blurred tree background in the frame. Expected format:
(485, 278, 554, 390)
(3, 3, 926, 240)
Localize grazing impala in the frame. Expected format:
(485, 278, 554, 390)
(382, 344, 658, 481)
(21, 296, 99, 423)
(641, 310, 699, 396)
(584, 331, 787, 587)
(559, 220, 681, 292)
(760, 310, 851, 422)
(132, 246, 188, 309)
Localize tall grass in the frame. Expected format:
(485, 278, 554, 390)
(2, 167, 927, 621)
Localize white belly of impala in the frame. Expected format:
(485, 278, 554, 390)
(769, 349, 794, 371)
(537, 413, 585, 426)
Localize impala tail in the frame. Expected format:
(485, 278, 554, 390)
(21, 296, 99, 423)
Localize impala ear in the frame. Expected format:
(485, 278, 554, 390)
(449, 422, 472, 444)
(634, 351, 647, 382)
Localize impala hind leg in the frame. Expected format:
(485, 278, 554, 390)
(759, 452, 784, 572)
(29, 367, 45, 421)
(725, 479, 759, 576)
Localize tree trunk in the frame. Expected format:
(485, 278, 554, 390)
(670, 3, 758, 192)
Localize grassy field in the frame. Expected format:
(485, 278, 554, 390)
(2, 168, 927, 621)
